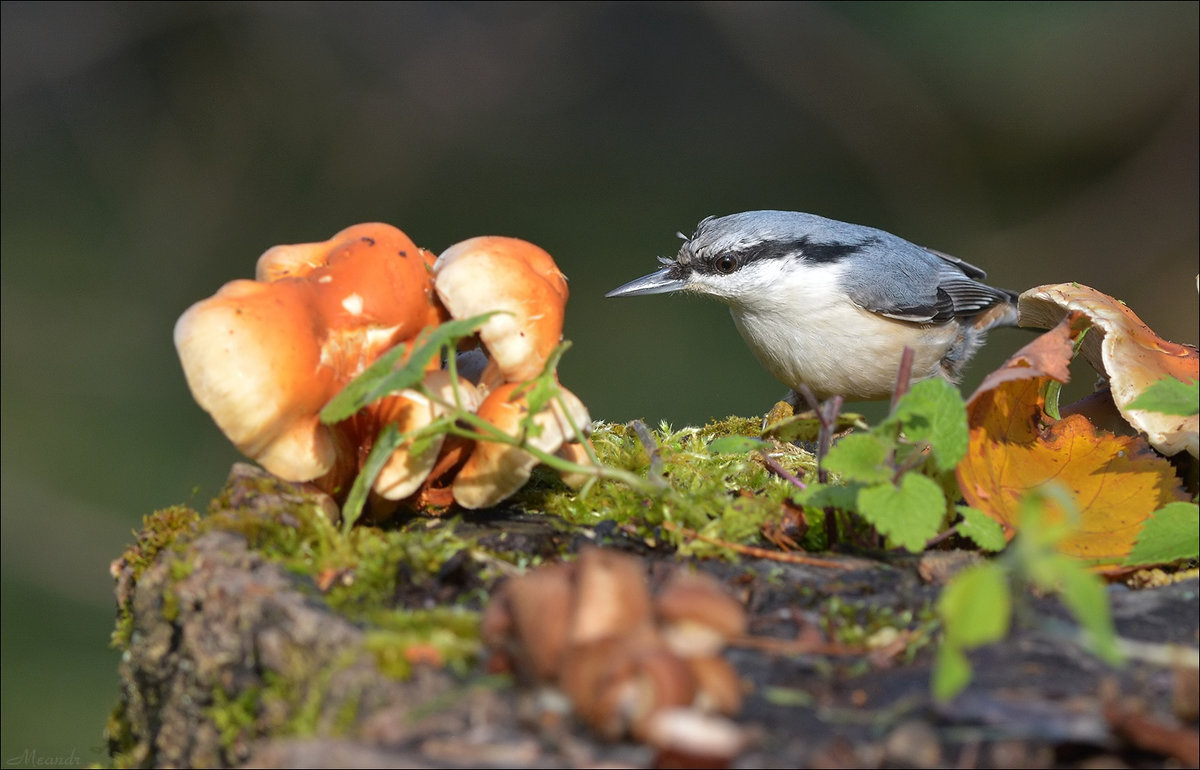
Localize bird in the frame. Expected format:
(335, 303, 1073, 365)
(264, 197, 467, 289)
(606, 210, 1019, 404)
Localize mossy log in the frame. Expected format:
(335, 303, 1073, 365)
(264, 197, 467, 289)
(106, 461, 1200, 768)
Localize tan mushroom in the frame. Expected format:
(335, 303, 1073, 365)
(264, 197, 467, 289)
(560, 636, 697, 741)
(570, 547, 656, 645)
(481, 561, 576, 684)
(655, 570, 748, 658)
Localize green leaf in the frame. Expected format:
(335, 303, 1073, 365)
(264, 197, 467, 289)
(320, 312, 499, 424)
(762, 412, 868, 443)
(406, 415, 456, 460)
(1123, 502, 1200, 567)
(824, 434, 893, 483)
(931, 643, 971, 702)
(1126, 377, 1199, 417)
(857, 474, 947, 552)
(937, 561, 1011, 648)
(794, 481, 862, 511)
(521, 340, 572, 416)
(956, 505, 1008, 552)
(708, 435, 769, 454)
(341, 423, 404, 533)
(889, 378, 969, 472)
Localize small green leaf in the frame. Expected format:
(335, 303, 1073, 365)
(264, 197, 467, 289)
(889, 378, 969, 471)
(824, 434, 893, 483)
(320, 312, 500, 424)
(932, 643, 971, 702)
(794, 481, 862, 511)
(762, 412, 868, 443)
(857, 474, 947, 552)
(1123, 502, 1200, 567)
(522, 341, 572, 416)
(956, 505, 1008, 552)
(1126, 377, 1199, 417)
(937, 561, 1011, 648)
(341, 423, 404, 533)
(708, 435, 769, 454)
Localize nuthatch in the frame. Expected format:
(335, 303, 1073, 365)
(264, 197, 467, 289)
(606, 210, 1019, 403)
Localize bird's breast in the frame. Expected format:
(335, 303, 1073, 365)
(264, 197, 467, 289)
(730, 302, 958, 401)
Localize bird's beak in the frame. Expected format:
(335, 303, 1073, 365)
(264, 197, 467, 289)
(605, 265, 686, 297)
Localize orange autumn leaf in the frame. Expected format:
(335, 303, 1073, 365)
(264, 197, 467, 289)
(957, 315, 1189, 565)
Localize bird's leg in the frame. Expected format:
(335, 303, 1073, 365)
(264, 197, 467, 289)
(795, 384, 845, 548)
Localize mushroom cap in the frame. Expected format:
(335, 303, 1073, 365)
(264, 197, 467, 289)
(175, 223, 446, 482)
(175, 279, 338, 480)
(434, 236, 569, 383)
(1018, 283, 1199, 457)
(655, 570, 748, 657)
(571, 547, 655, 645)
(485, 562, 577, 684)
(451, 381, 591, 509)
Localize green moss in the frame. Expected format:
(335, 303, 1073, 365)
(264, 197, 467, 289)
(211, 684, 262, 749)
(819, 596, 939, 663)
(524, 419, 822, 558)
(110, 505, 202, 647)
(365, 607, 482, 679)
(104, 698, 140, 768)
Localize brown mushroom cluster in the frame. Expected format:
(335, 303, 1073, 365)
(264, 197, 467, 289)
(174, 223, 592, 514)
(482, 548, 749, 765)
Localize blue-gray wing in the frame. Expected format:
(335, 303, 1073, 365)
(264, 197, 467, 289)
(846, 242, 1016, 324)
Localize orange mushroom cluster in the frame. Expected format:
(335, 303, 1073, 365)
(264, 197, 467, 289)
(174, 223, 592, 514)
(482, 548, 749, 764)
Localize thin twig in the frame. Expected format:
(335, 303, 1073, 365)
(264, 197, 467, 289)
(660, 520, 855, 570)
(630, 419, 665, 479)
(922, 527, 958, 550)
(890, 346, 915, 411)
(760, 453, 806, 491)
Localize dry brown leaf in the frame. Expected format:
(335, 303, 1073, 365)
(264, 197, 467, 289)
(957, 315, 1188, 564)
(1019, 283, 1199, 457)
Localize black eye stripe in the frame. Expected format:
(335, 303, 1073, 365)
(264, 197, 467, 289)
(694, 235, 873, 275)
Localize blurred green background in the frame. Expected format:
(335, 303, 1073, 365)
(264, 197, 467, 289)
(2, 2, 1196, 764)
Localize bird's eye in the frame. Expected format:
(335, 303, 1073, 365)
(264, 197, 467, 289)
(715, 255, 737, 274)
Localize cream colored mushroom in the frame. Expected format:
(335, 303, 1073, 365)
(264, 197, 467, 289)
(434, 236, 569, 389)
